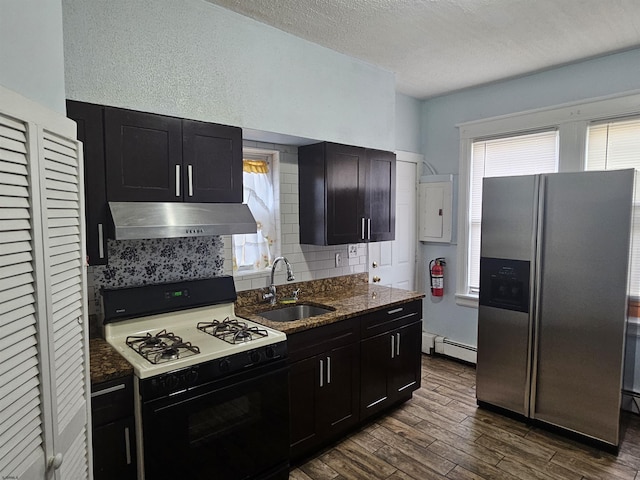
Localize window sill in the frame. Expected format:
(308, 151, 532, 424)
(232, 268, 271, 279)
(455, 293, 479, 309)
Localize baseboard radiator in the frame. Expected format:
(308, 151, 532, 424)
(422, 332, 477, 364)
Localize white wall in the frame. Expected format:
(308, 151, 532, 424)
(61, 0, 396, 150)
(0, 0, 66, 114)
(420, 48, 640, 347)
(395, 92, 422, 153)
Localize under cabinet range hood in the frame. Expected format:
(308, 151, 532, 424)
(108, 202, 257, 240)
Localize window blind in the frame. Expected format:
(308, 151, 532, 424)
(469, 130, 559, 291)
(586, 118, 640, 299)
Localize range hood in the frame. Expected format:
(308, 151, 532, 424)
(108, 202, 257, 240)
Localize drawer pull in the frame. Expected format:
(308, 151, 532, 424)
(124, 427, 132, 465)
(387, 307, 403, 315)
(91, 383, 125, 398)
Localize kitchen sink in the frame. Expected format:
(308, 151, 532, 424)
(257, 304, 334, 322)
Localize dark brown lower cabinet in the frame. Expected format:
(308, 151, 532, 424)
(92, 417, 136, 479)
(288, 319, 360, 461)
(91, 376, 136, 480)
(360, 321, 422, 420)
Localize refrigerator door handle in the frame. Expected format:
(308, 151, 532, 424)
(528, 174, 545, 418)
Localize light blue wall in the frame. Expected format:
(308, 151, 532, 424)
(420, 48, 640, 347)
(62, 0, 396, 150)
(394, 92, 422, 153)
(0, 0, 66, 113)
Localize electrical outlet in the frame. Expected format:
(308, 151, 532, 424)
(335, 252, 342, 267)
(348, 244, 358, 258)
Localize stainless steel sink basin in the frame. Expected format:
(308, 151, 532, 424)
(257, 304, 334, 322)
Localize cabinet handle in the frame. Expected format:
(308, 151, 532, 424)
(396, 332, 401, 356)
(91, 383, 125, 398)
(319, 359, 324, 387)
(175, 165, 181, 197)
(391, 335, 395, 359)
(361, 218, 366, 240)
(124, 426, 132, 465)
(327, 356, 331, 385)
(387, 307, 403, 315)
(367, 218, 371, 240)
(97, 223, 104, 259)
(188, 164, 193, 197)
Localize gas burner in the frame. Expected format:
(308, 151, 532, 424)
(197, 318, 269, 345)
(126, 329, 200, 364)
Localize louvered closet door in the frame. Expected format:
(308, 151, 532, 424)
(0, 114, 47, 478)
(38, 128, 89, 480)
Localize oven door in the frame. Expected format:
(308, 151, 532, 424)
(141, 360, 289, 480)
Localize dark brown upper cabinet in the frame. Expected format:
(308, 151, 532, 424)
(66, 100, 108, 265)
(298, 142, 396, 245)
(104, 108, 242, 203)
(66, 100, 243, 265)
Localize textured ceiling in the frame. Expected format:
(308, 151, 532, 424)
(204, 0, 640, 99)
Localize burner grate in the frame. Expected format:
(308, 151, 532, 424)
(126, 329, 200, 364)
(197, 318, 269, 344)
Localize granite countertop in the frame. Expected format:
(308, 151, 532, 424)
(236, 283, 424, 335)
(89, 337, 133, 385)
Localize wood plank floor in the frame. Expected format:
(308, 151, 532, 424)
(290, 354, 640, 480)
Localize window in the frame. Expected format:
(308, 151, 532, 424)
(467, 131, 559, 291)
(232, 148, 280, 274)
(586, 118, 640, 299)
(456, 91, 640, 307)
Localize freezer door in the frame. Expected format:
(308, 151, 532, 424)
(532, 170, 634, 447)
(477, 304, 532, 416)
(480, 175, 537, 262)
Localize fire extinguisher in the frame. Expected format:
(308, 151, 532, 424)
(429, 258, 446, 297)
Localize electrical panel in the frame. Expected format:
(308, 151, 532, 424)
(418, 175, 453, 243)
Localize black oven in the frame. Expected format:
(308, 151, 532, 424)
(139, 358, 290, 480)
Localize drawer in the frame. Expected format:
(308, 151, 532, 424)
(91, 376, 134, 426)
(360, 300, 422, 339)
(288, 317, 359, 363)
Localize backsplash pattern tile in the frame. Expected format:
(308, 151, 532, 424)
(89, 236, 224, 312)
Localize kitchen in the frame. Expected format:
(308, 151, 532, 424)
(2, 0, 640, 479)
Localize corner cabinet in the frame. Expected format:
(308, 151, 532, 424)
(65, 100, 243, 265)
(288, 318, 360, 461)
(91, 377, 136, 480)
(299, 142, 396, 245)
(1, 86, 91, 478)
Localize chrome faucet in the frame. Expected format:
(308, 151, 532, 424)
(263, 256, 295, 305)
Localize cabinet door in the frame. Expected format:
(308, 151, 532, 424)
(104, 107, 182, 201)
(93, 417, 136, 480)
(326, 143, 366, 244)
(319, 343, 360, 437)
(391, 321, 422, 397)
(360, 333, 393, 419)
(66, 100, 108, 265)
(365, 148, 395, 242)
(182, 120, 242, 203)
(289, 356, 321, 460)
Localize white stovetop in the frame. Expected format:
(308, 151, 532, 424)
(104, 303, 286, 379)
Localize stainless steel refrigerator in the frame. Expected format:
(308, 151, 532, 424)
(476, 169, 634, 448)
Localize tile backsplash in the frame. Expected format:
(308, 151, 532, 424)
(86, 140, 368, 315)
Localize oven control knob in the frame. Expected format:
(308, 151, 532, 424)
(219, 358, 231, 373)
(185, 368, 198, 385)
(250, 350, 261, 363)
(164, 374, 180, 391)
(265, 346, 276, 359)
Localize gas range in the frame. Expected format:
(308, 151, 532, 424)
(101, 277, 290, 480)
(105, 302, 286, 378)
